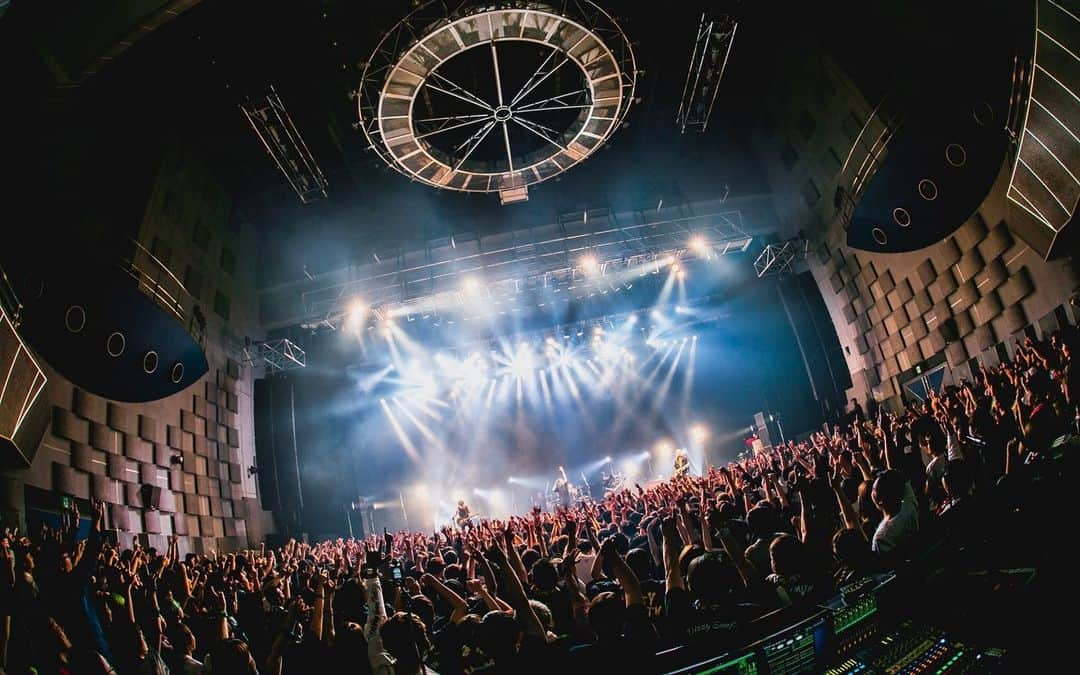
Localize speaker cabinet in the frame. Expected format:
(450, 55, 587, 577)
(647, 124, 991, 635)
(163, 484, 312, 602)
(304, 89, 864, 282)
(0, 309, 49, 468)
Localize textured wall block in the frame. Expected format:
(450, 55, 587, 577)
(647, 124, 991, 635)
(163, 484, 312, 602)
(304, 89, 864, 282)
(972, 323, 997, 352)
(945, 340, 968, 367)
(929, 271, 959, 304)
(180, 409, 197, 434)
(109, 504, 134, 532)
(124, 434, 153, 463)
(124, 482, 143, 508)
(205, 402, 218, 424)
(173, 512, 190, 535)
(948, 280, 979, 314)
(143, 510, 163, 534)
(186, 515, 201, 537)
(167, 425, 183, 449)
(107, 403, 135, 434)
(978, 222, 1013, 261)
(194, 435, 210, 457)
(192, 395, 207, 418)
(196, 474, 212, 495)
(72, 388, 107, 423)
(913, 289, 933, 314)
(205, 381, 219, 404)
(842, 302, 857, 323)
(916, 259, 936, 287)
(91, 474, 123, 504)
(90, 422, 120, 453)
(954, 309, 974, 337)
(207, 460, 220, 479)
(954, 215, 989, 251)
(997, 267, 1034, 307)
(153, 443, 174, 467)
(938, 237, 962, 267)
(953, 248, 985, 283)
(1000, 304, 1028, 335)
(53, 463, 90, 499)
(229, 482, 245, 502)
(225, 392, 238, 414)
(72, 443, 107, 476)
(971, 291, 1003, 326)
(53, 408, 90, 445)
(974, 258, 1008, 294)
(158, 489, 178, 513)
(139, 462, 167, 489)
(193, 455, 208, 477)
(138, 415, 162, 444)
(181, 472, 196, 495)
(226, 426, 239, 448)
(169, 468, 184, 492)
(107, 454, 135, 481)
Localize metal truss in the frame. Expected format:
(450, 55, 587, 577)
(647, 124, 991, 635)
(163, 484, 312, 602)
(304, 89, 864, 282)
(245, 338, 307, 373)
(241, 87, 328, 204)
(753, 237, 810, 278)
(356, 0, 637, 202)
(676, 12, 737, 133)
(262, 208, 751, 331)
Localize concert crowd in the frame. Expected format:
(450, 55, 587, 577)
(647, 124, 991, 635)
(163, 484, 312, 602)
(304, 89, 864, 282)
(1, 328, 1075, 674)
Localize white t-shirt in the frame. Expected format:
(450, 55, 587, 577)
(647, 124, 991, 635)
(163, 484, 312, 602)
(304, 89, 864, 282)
(872, 481, 919, 554)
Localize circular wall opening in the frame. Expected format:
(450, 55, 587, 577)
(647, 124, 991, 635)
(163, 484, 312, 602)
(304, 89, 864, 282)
(893, 207, 911, 227)
(973, 101, 994, 126)
(945, 143, 967, 167)
(170, 362, 185, 384)
(143, 351, 159, 374)
(872, 228, 888, 245)
(918, 179, 938, 201)
(106, 332, 126, 357)
(64, 306, 86, 333)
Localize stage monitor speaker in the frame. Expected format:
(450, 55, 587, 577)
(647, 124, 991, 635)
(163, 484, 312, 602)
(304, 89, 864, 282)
(753, 412, 773, 449)
(139, 483, 161, 511)
(940, 317, 960, 344)
(0, 308, 50, 468)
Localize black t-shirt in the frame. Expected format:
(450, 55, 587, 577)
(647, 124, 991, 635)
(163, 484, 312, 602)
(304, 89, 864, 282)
(664, 587, 750, 649)
(567, 603, 658, 671)
(639, 579, 666, 624)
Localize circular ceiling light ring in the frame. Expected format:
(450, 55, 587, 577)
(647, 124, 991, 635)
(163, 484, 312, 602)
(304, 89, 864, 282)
(918, 179, 938, 201)
(945, 143, 967, 167)
(972, 101, 994, 127)
(872, 227, 888, 246)
(106, 332, 126, 357)
(170, 362, 185, 384)
(357, 2, 637, 195)
(65, 306, 86, 333)
(893, 207, 911, 227)
(143, 350, 159, 374)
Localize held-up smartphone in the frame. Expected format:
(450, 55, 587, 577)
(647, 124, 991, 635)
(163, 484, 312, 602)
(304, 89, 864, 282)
(390, 560, 404, 584)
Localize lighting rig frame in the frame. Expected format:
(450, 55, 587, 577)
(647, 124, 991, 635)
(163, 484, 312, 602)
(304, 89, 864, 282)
(244, 338, 307, 374)
(241, 87, 328, 204)
(676, 12, 738, 134)
(288, 208, 750, 332)
(753, 236, 811, 278)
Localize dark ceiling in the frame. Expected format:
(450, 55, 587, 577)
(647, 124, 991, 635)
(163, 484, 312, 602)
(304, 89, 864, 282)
(1, 0, 1029, 287)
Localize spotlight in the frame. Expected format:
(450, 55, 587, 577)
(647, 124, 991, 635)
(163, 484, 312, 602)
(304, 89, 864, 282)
(627, 314, 638, 325)
(654, 440, 674, 455)
(462, 276, 482, 295)
(689, 234, 710, 257)
(605, 455, 612, 463)
(507, 477, 516, 484)
(690, 424, 708, 442)
(677, 269, 687, 281)
(580, 254, 600, 276)
(348, 298, 367, 326)
(650, 309, 662, 319)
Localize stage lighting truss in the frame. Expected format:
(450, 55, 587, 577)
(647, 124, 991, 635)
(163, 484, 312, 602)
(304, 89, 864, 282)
(753, 236, 811, 278)
(244, 338, 307, 374)
(676, 12, 737, 134)
(356, 0, 637, 204)
(241, 87, 328, 204)
(292, 208, 750, 329)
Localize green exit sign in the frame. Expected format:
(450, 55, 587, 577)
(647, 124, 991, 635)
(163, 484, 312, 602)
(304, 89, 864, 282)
(61, 496, 72, 509)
